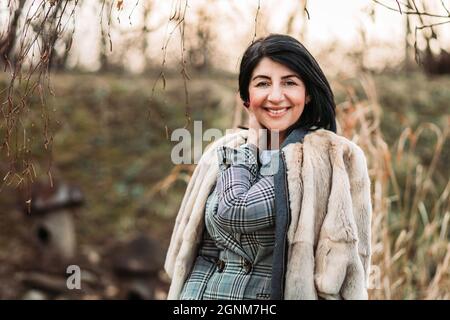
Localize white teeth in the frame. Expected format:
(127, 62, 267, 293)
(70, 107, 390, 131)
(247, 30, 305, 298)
(266, 108, 288, 114)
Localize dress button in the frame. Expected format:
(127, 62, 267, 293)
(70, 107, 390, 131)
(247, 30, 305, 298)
(216, 259, 225, 273)
(243, 259, 252, 274)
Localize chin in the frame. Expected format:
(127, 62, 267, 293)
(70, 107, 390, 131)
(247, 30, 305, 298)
(263, 122, 291, 132)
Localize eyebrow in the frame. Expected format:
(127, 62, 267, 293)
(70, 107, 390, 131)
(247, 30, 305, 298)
(251, 74, 300, 81)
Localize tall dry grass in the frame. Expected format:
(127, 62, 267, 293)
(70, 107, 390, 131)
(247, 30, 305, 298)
(335, 74, 449, 299)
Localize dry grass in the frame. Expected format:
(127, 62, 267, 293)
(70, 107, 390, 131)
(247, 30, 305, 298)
(335, 73, 450, 299)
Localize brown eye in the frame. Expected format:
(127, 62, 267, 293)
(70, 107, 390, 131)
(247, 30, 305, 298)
(285, 81, 297, 86)
(255, 82, 269, 87)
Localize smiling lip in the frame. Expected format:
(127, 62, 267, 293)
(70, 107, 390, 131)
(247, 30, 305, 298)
(263, 107, 291, 117)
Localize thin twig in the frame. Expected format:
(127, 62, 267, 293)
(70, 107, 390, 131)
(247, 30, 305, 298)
(304, 0, 310, 20)
(251, 0, 261, 43)
(372, 0, 450, 18)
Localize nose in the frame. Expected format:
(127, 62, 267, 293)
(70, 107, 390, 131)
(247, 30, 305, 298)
(267, 84, 283, 104)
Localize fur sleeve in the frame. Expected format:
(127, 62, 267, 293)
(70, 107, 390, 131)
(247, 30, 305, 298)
(314, 139, 371, 300)
(346, 144, 372, 291)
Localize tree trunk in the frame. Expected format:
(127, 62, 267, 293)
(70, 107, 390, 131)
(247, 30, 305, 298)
(0, 0, 26, 67)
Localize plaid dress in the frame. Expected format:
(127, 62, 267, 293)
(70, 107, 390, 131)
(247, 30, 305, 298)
(179, 143, 280, 300)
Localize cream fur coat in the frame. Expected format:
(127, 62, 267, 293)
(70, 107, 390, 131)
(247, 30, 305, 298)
(164, 128, 372, 300)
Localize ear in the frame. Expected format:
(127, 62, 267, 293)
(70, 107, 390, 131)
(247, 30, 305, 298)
(305, 95, 311, 104)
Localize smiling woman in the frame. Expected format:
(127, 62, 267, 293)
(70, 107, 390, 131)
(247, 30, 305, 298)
(164, 34, 372, 300)
(239, 35, 337, 140)
(246, 57, 310, 146)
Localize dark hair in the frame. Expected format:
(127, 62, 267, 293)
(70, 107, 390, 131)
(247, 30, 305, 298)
(238, 34, 336, 133)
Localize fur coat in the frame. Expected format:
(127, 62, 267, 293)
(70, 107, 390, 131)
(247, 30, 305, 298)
(164, 128, 372, 300)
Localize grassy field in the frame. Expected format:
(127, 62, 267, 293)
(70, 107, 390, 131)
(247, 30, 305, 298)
(0, 70, 449, 299)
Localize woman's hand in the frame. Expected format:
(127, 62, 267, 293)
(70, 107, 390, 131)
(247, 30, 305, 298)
(245, 105, 267, 150)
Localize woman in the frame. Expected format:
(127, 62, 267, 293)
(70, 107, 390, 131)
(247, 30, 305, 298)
(164, 34, 372, 300)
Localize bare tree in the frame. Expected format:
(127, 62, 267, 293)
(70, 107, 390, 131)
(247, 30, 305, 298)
(0, 0, 26, 66)
(188, 6, 213, 72)
(372, 0, 450, 72)
(1, 0, 78, 194)
(2, 0, 450, 196)
(108, 0, 164, 72)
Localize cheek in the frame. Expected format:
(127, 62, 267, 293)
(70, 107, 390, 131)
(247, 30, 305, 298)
(248, 90, 265, 108)
(291, 105, 305, 121)
(290, 90, 307, 105)
(291, 95, 307, 117)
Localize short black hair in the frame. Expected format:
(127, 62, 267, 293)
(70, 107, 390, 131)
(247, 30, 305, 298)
(238, 34, 336, 133)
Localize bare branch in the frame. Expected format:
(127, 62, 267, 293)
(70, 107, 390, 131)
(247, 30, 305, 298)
(251, 0, 260, 43)
(1, 0, 79, 196)
(373, 0, 450, 67)
(150, 0, 190, 138)
(414, 20, 450, 63)
(304, 0, 310, 20)
(395, 0, 402, 14)
(441, 0, 450, 15)
(372, 0, 450, 18)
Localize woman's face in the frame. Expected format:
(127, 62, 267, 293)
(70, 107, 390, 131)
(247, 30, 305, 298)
(248, 57, 309, 139)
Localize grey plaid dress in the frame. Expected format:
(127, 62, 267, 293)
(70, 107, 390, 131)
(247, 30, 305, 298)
(179, 143, 280, 300)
